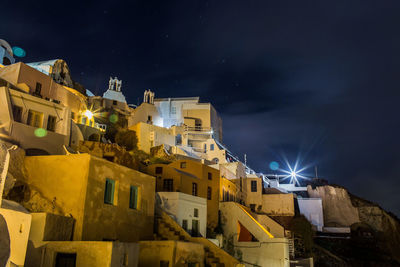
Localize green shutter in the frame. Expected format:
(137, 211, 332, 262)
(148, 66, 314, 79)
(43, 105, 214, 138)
(130, 186, 138, 209)
(104, 178, 115, 204)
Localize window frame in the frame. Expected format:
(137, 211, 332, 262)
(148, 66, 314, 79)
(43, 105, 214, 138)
(47, 115, 57, 132)
(251, 180, 257, 192)
(104, 178, 115, 205)
(129, 185, 138, 210)
(163, 179, 174, 192)
(192, 182, 198, 196)
(155, 166, 163, 174)
(27, 109, 43, 128)
(207, 186, 212, 200)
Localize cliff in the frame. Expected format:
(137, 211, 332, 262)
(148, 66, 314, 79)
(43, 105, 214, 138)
(308, 184, 400, 265)
(307, 185, 360, 227)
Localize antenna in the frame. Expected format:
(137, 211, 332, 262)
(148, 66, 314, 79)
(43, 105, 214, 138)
(244, 154, 247, 166)
(315, 166, 318, 179)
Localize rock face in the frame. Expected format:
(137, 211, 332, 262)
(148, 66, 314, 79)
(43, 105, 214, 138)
(307, 185, 360, 227)
(351, 195, 400, 263)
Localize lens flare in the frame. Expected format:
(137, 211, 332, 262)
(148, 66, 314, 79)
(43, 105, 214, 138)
(84, 110, 93, 120)
(12, 46, 26, 57)
(34, 128, 47, 138)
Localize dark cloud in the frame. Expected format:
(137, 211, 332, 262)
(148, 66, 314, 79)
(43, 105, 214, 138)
(1, 0, 400, 215)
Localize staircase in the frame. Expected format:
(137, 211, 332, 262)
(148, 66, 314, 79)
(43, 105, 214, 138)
(156, 211, 240, 267)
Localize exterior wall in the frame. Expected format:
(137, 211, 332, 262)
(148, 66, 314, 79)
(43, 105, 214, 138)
(139, 240, 204, 267)
(154, 98, 222, 142)
(220, 177, 237, 202)
(0, 62, 85, 114)
(146, 159, 220, 230)
(129, 103, 162, 127)
(157, 192, 207, 237)
(252, 213, 285, 238)
(24, 154, 155, 242)
(261, 194, 295, 216)
(244, 175, 263, 208)
(219, 202, 289, 267)
(33, 241, 139, 267)
(83, 156, 155, 242)
(130, 122, 175, 153)
(154, 97, 199, 128)
(0, 86, 71, 155)
(298, 198, 324, 231)
(29, 213, 74, 242)
(24, 154, 90, 240)
(0, 205, 31, 267)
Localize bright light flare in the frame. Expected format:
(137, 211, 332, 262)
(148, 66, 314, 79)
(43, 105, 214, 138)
(83, 110, 93, 120)
(277, 155, 312, 186)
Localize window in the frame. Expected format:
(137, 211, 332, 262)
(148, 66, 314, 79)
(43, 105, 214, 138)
(155, 167, 163, 174)
(81, 116, 87, 125)
(250, 204, 256, 212)
(47, 115, 56, 132)
(194, 208, 199, 218)
(171, 106, 176, 114)
(251, 180, 257, 192)
(208, 172, 212, 180)
(27, 110, 43, 128)
(192, 182, 197, 196)
(163, 179, 173, 192)
(113, 100, 117, 105)
(147, 115, 152, 124)
(175, 134, 182, 145)
(34, 82, 42, 97)
(210, 144, 214, 151)
(55, 253, 76, 267)
(182, 219, 188, 231)
(12, 105, 22, 122)
(207, 187, 212, 200)
(104, 178, 115, 205)
(129, 186, 138, 209)
(180, 162, 186, 169)
(192, 220, 199, 236)
(204, 143, 207, 152)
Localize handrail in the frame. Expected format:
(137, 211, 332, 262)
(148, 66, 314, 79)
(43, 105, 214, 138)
(236, 203, 274, 238)
(159, 210, 240, 266)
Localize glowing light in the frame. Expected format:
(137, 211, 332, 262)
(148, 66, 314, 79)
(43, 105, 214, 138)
(276, 155, 312, 186)
(269, 161, 279, 171)
(34, 128, 47, 138)
(83, 110, 93, 120)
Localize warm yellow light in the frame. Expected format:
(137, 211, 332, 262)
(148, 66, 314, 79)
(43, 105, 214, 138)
(84, 110, 93, 120)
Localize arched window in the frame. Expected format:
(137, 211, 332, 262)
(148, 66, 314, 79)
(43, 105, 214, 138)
(175, 134, 182, 145)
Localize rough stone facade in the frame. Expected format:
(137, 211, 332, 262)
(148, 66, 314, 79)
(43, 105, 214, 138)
(307, 185, 360, 227)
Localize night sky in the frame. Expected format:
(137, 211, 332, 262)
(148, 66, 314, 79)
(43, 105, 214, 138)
(2, 1, 400, 216)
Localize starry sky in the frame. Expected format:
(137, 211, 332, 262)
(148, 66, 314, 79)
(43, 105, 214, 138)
(2, 0, 400, 216)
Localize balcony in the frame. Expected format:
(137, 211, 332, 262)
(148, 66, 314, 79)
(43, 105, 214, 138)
(184, 126, 213, 141)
